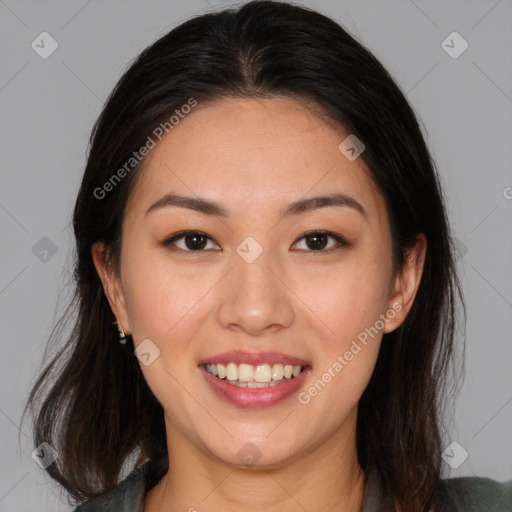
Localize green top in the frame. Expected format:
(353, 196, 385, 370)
(74, 455, 512, 511)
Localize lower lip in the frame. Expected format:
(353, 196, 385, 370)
(199, 365, 311, 409)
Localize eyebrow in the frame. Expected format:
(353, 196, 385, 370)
(144, 192, 367, 220)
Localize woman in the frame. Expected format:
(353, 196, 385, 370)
(23, 1, 511, 511)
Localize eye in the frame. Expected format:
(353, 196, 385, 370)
(161, 230, 348, 254)
(291, 230, 347, 252)
(162, 231, 220, 253)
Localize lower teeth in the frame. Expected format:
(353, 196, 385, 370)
(214, 375, 299, 388)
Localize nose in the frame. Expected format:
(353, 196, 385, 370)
(216, 247, 295, 336)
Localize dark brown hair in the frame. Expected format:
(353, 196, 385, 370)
(22, 1, 465, 510)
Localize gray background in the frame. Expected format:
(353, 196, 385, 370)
(1, 0, 511, 510)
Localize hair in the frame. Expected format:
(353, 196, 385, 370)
(22, 1, 465, 510)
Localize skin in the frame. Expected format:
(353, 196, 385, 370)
(92, 96, 426, 512)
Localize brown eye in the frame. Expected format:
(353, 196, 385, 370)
(292, 231, 347, 252)
(182, 233, 208, 250)
(162, 230, 348, 254)
(162, 231, 219, 252)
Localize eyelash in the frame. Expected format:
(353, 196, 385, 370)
(161, 230, 349, 254)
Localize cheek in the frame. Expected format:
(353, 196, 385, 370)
(121, 250, 208, 343)
(120, 253, 208, 406)
(298, 255, 391, 341)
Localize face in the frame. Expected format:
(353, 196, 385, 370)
(93, 96, 425, 469)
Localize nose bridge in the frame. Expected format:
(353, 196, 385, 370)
(216, 242, 294, 334)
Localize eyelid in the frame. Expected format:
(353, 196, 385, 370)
(161, 229, 349, 253)
(161, 230, 220, 252)
(290, 230, 348, 252)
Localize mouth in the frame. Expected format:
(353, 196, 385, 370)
(197, 352, 313, 408)
(200, 362, 311, 388)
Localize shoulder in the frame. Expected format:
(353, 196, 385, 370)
(72, 468, 145, 512)
(72, 474, 143, 511)
(433, 475, 512, 511)
(71, 455, 168, 512)
(73, 462, 158, 512)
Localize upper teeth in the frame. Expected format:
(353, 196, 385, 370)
(205, 362, 303, 383)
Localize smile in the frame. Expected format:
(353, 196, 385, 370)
(203, 362, 308, 387)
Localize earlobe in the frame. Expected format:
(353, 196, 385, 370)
(383, 234, 427, 334)
(91, 242, 131, 335)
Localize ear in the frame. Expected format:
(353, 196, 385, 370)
(91, 241, 131, 335)
(383, 233, 427, 334)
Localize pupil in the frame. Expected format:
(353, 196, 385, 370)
(307, 233, 327, 250)
(183, 233, 328, 251)
(186, 234, 207, 250)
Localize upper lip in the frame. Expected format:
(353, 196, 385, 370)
(198, 350, 312, 367)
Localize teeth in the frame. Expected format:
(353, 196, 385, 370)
(205, 362, 305, 384)
(271, 364, 284, 381)
(225, 379, 288, 388)
(254, 364, 271, 382)
(238, 363, 254, 382)
(226, 362, 238, 381)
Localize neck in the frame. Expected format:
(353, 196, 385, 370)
(146, 410, 366, 512)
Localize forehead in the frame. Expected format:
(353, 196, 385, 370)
(125, 96, 385, 225)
